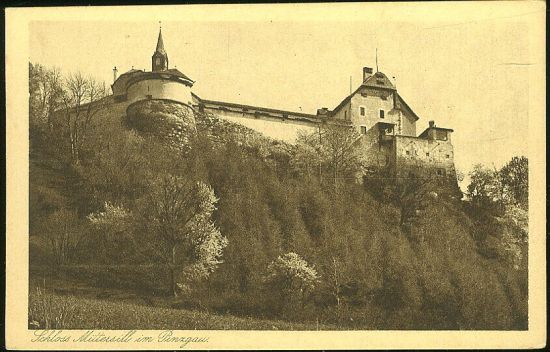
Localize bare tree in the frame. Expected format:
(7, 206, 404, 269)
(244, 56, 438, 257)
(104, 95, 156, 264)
(42, 209, 84, 265)
(320, 124, 363, 185)
(294, 123, 364, 186)
(29, 63, 63, 131)
(60, 72, 108, 164)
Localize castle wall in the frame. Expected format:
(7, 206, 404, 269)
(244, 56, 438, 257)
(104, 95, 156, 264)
(127, 79, 193, 107)
(203, 107, 318, 143)
(393, 135, 456, 180)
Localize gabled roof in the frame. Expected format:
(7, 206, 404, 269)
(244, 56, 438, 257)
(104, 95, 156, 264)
(363, 71, 395, 90)
(394, 93, 420, 121)
(329, 71, 419, 121)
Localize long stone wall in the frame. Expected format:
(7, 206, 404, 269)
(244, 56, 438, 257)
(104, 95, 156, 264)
(202, 107, 319, 143)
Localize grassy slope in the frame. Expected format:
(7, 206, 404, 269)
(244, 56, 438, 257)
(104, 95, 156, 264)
(29, 291, 335, 330)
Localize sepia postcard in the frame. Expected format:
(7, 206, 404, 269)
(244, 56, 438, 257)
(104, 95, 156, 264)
(5, 2, 546, 349)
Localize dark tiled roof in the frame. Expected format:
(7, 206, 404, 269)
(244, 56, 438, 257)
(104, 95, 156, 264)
(164, 68, 193, 82)
(114, 69, 143, 81)
(193, 93, 320, 121)
(419, 126, 454, 138)
(123, 69, 195, 89)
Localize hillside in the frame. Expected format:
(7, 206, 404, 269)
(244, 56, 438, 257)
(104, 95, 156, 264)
(29, 98, 528, 330)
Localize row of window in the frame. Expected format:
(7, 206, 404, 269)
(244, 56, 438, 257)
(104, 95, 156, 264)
(359, 106, 385, 119)
(405, 150, 451, 158)
(344, 108, 385, 121)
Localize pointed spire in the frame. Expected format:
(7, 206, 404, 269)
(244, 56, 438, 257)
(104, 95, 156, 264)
(152, 22, 169, 71)
(155, 22, 166, 55)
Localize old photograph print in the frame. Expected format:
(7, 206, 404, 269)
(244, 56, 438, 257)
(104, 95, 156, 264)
(14, 2, 543, 343)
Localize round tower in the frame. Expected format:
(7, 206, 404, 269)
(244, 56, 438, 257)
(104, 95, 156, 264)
(125, 25, 197, 151)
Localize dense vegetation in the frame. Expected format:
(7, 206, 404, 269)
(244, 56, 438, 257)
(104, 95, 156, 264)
(29, 63, 528, 330)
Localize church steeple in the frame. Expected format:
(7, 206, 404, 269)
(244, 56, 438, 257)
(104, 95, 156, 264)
(152, 24, 168, 72)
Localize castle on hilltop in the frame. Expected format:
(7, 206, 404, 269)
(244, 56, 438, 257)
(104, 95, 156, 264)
(113, 27, 458, 185)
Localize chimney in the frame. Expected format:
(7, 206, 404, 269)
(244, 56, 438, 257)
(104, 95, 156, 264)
(113, 66, 118, 83)
(363, 67, 373, 82)
(429, 120, 435, 128)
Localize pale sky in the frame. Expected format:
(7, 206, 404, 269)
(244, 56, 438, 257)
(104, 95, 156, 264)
(28, 3, 542, 179)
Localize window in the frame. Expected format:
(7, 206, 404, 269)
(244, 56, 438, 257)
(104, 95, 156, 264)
(426, 152, 430, 157)
(446, 154, 450, 159)
(406, 150, 410, 155)
(146, 94, 153, 99)
(360, 126, 367, 134)
(344, 110, 347, 119)
(379, 110, 385, 119)
(376, 79, 384, 85)
(360, 107, 365, 116)
(437, 169, 446, 176)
